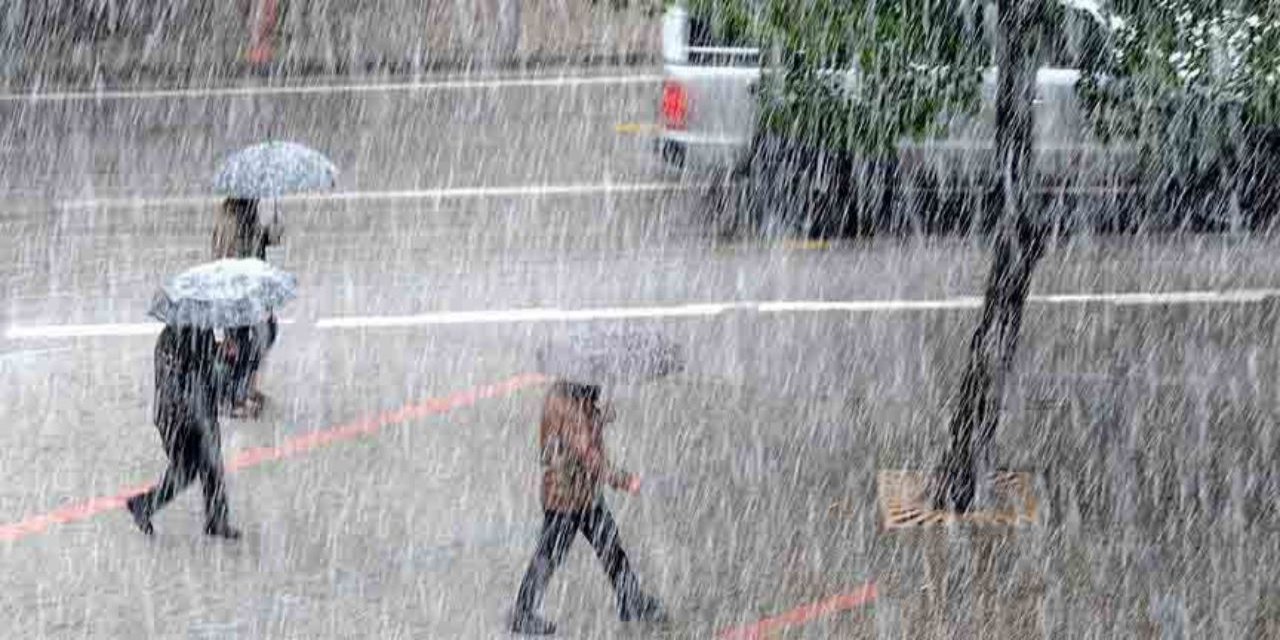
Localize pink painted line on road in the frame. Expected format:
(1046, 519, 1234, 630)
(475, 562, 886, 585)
(717, 582, 878, 640)
(0, 374, 547, 543)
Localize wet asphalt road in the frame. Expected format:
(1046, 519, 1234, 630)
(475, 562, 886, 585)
(2, 70, 1279, 638)
(0, 71, 661, 203)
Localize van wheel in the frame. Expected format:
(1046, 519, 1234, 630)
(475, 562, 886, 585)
(701, 174, 749, 240)
(661, 141, 687, 168)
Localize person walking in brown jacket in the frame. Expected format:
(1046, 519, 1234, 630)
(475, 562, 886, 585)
(212, 198, 282, 417)
(511, 381, 667, 636)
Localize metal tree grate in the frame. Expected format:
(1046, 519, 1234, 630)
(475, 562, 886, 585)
(876, 470, 1038, 530)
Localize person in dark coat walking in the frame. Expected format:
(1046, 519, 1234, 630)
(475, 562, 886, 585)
(212, 197, 282, 417)
(125, 325, 240, 539)
(511, 381, 667, 636)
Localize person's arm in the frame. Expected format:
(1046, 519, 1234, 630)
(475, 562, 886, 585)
(601, 447, 638, 493)
(595, 405, 636, 491)
(565, 423, 635, 492)
(599, 402, 617, 426)
(262, 215, 284, 246)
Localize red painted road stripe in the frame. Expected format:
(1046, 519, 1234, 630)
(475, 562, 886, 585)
(716, 582, 878, 640)
(0, 374, 547, 543)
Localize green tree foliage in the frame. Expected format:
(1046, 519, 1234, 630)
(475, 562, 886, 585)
(761, 1, 989, 155)
(1081, 0, 1280, 131)
(1079, 1, 1280, 192)
(729, 0, 989, 154)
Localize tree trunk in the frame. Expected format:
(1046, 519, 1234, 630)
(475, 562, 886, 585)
(935, 0, 1046, 512)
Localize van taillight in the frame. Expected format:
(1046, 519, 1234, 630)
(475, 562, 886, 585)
(661, 81, 688, 130)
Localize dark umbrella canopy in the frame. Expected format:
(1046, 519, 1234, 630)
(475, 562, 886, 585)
(536, 326, 684, 386)
(148, 258, 297, 329)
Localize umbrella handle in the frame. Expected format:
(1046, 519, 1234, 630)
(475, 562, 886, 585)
(267, 203, 284, 245)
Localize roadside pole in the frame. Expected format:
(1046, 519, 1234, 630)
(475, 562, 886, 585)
(247, 0, 278, 67)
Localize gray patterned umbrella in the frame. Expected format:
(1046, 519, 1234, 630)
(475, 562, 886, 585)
(536, 326, 684, 385)
(148, 259, 297, 329)
(213, 141, 336, 199)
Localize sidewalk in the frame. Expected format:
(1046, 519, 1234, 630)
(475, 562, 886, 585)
(0, 1, 659, 91)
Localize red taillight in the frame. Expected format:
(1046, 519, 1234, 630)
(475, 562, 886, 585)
(661, 80, 688, 130)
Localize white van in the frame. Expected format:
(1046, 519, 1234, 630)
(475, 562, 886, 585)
(656, 1, 1138, 197)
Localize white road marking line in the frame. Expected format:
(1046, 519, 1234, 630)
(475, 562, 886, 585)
(757, 298, 984, 313)
(8, 289, 1278, 339)
(0, 74, 662, 103)
(5, 319, 297, 340)
(56, 182, 692, 211)
(1031, 289, 1277, 305)
(315, 303, 737, 328)
(0, 347, 74, 362)
(6, 323, 164, 339)
(317, 288, 1280, 328)
(758, 288, 1280, 314)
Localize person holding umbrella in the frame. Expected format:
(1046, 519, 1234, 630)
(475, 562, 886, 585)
(126, 325, 239, 539)
(511, 380, 668, 635)
(212, 197, 282, 417)
(125, 258, 297, 539)
(512, 327, 682, 635)
(211, 141, 335, 418)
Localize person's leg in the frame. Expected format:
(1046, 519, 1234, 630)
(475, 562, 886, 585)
(578, 501, 642, 610)
(126, 428, 200, 534)
(579, 501, 666, 622)
(195, 423, 238, 539)
(225, 328, 261, 416)
(248, 317, 277, 401)
(141, 458, 196, 513)
(264, 315, 278, 350)
(513, 511, 579, 632)
(245, 334, 263, 399)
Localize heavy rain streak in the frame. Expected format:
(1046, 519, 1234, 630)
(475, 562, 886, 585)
(2, 1, 1279, 638)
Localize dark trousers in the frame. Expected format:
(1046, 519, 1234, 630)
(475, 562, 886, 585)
(133, 421, 228, 527)
(223, 316, 277, 405)
(515, 501, 643, 616)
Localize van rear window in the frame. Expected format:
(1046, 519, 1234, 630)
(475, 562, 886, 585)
(687, 6, 760, 65)
(1041, 5, 1107, 68)
(689, 15, 754, 49)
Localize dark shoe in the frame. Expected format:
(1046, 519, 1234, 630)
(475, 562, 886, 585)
(620, 595, 669, 623)
(125, 497, 154, 536)
(511, 612, 556, 636)
(203, 522, 242, 540)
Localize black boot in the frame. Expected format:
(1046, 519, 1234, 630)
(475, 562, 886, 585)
(125, 496, 154, 536)
(511, 612, 557, 636)
(620, 594, 669, 623)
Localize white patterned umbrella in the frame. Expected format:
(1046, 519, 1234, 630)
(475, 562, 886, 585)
(148, 259, 297, 329)
(536, 326, 684, 385)
(213, 141, 336, 199)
